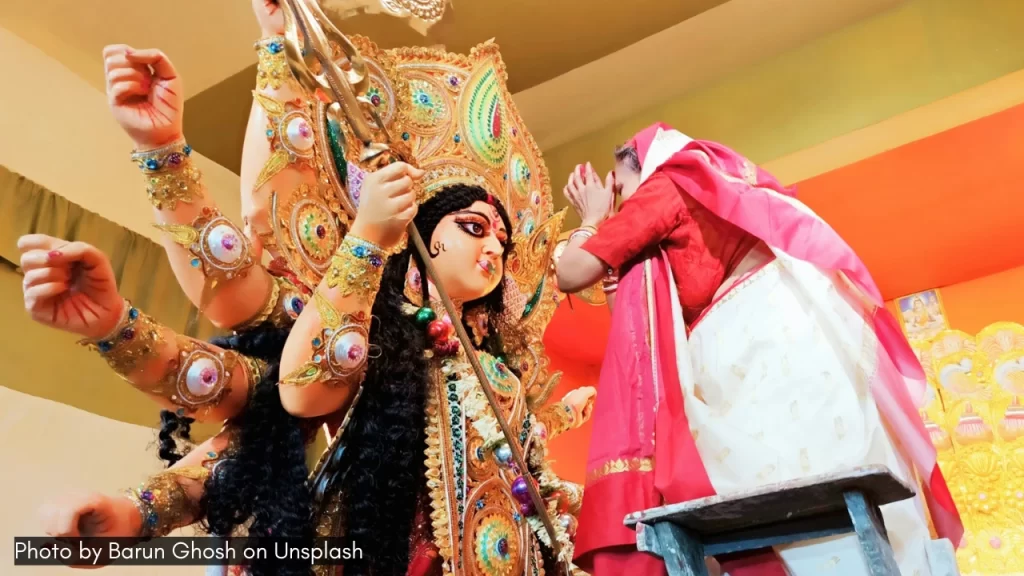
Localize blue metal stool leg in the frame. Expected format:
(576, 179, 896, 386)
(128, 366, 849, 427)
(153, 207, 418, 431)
(844, 491, 901, 576)
(636, 521, 710, 576)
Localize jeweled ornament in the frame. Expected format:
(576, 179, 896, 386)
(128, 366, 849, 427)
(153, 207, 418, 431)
(206, 224, 244, 264)
(185, 357, 221, 396)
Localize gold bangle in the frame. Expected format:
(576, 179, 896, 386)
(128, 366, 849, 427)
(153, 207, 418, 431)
(254, 36, 291, 91)
(124, 467, 209, 539)
(325, 235, 389, 302)
(132, 140, 203, 210)
(79, 300, 164, 377)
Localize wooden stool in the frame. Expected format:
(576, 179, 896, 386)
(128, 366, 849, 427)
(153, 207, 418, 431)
(624, 466, 916, 576)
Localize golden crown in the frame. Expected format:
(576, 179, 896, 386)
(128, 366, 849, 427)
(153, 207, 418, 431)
(306, 36, 566, 405)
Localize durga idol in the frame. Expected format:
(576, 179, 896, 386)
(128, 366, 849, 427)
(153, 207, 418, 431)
(19, 2, 595, 575)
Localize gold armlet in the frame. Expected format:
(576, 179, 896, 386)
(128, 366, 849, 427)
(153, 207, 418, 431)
(154, 207, 256, 308)
(79, 300, 164, 377)
(254, 36, 292, 91)
(154, 336, 241, 418)
(232, 274, 309, 332)
(280, 291, 370, 388)
(325, 235, 390, 302)
(251, 92, 316, 190)
(124, 466, 209, 539)
(132, 139, 203, 211)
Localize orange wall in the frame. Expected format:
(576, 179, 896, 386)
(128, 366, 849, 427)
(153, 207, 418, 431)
(887, 264, 1024, 336)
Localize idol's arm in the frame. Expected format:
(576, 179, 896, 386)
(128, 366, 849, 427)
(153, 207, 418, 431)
(533, 386, 595, 440)
(120, 433, 231, 538)
(80, 299, 267, 422)
(276, 233, 388, 418)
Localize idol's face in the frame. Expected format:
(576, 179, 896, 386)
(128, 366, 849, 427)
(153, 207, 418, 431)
(429, 200, 508, 302)
(613, 159, 642, 201)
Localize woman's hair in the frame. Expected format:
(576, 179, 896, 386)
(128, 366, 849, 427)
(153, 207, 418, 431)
(157, 183, 513, 576)
(614, 143, 641, 173)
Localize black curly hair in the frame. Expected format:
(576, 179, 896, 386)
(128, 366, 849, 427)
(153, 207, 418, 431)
(158, 184, 513, 576)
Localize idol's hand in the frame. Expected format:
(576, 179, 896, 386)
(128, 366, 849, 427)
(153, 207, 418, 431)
(563, 386, 597, 422)
(253, 0, 285, 36)
(103, 44, 184, 151)
(349, 161, 425, 251)
(564, 163, 614, 227)
(18, 235, 125, 340)
(40, 491, 142, 543)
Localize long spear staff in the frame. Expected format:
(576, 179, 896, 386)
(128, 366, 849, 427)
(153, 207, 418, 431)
(277, 0, 565, 561)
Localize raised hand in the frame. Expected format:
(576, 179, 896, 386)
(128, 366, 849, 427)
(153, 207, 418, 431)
(563, 386, 597, 422)
(564, 163, 615, 227)
(349, 162, 425, 251)
(103, 44, 183, 151)
(40, 491, 142, 540)
(18, 235, 124, 340)
(253, 0, 285, 36)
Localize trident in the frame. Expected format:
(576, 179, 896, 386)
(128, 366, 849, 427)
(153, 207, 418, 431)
(277, 0, 566, 563)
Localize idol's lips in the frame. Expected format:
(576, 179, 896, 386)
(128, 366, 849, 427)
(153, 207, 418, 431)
(478, 260, 496, 275)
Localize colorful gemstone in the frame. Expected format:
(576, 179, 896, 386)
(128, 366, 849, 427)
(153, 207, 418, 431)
(141, 490, 154, 502)
(519, 501, 535, 516)
(368, 255, 383, 268)
(476, 499, 485, 510)
(185, 357, 221, 396)
(145, 159, 159, 170)
(207, 451, 217, 459)
(496, 537, 509, 557)
(207, 224, 244, 264)
(990, 537, 1002, 549)
(312, 337, 322, 347)
(449, 75, 459, 87)
(511, 476, 530, 503)
(454, 134, 461, 143)
(128, 307, 139, 320)
(184, 144, 192, 155)
(370, 94, 381, 106)
(167, 153, 184, 167)
(353, 245, 367, 258)
(495, 443, 513, 465)
(331, 330, 368, 372)
(315, 224, 326, 239)
(268, 42, 283, 54)
(176, 408, 185, 416)
(414, 307, 436, 326)
(266, 129, 274, 138)
(98, 341, 113, 353)
(121, 327, 136, 341)
(285, 117, 315, 152)
(402, 132, 410, 141)
(427, 320, 448, 341)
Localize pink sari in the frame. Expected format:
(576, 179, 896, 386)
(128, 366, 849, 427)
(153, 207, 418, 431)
(573, 123, 962, 574)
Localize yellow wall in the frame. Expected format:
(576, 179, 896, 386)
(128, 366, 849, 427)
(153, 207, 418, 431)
(543, 0, 1024, 227)
(0, 27, 241, 244)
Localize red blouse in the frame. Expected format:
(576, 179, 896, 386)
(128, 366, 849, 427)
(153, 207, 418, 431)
(582, 172, 757, 325)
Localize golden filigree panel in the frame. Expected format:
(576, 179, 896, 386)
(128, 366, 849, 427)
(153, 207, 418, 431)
(916, 322, 1024, 575)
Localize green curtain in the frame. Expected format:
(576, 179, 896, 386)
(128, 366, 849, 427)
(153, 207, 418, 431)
(0, 165, 223, 438)
(0, 165, 219, 340)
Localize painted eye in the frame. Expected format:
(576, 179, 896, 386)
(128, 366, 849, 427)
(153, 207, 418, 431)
(458, 221, 486, 236)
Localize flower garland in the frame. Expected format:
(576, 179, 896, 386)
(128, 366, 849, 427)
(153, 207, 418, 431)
(526, 498, 574, 563)
(440, 358, 504, 450)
